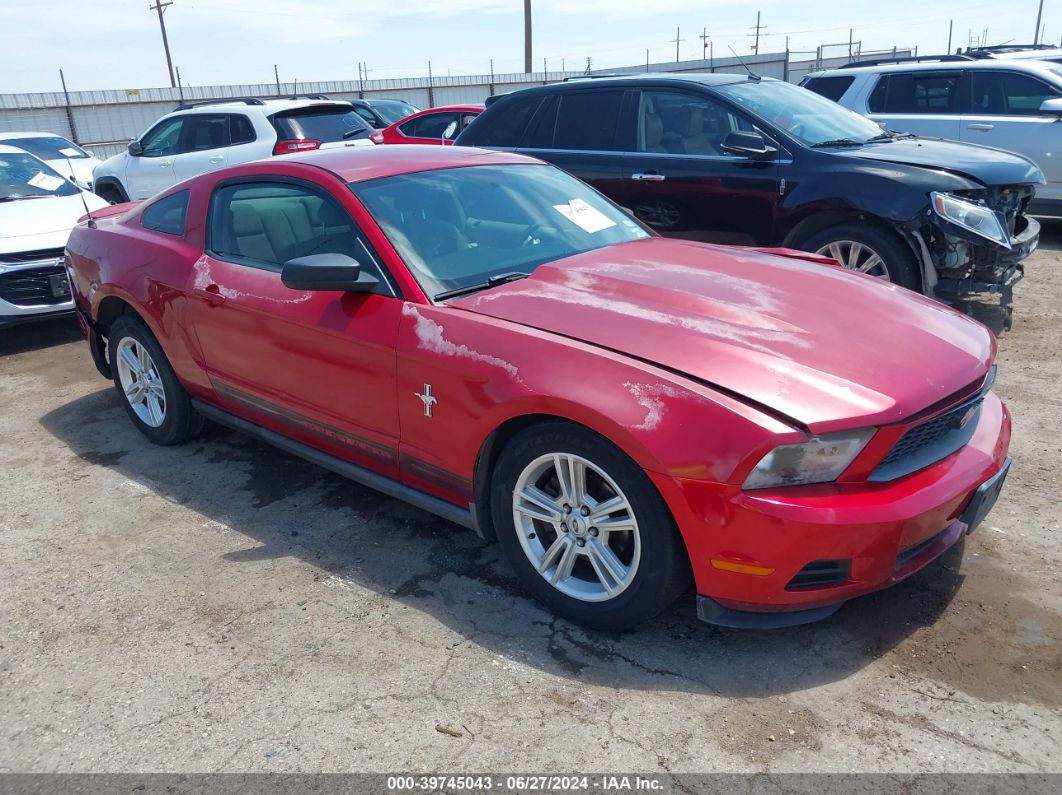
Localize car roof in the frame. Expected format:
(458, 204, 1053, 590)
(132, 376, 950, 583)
(174, 98, 355, 115)
(0, 131, 65, 140)
(543, 71, 761, 91)
(407, 104, 484, 114)
(809, 58, 1062, 78)
(287, 144, 541, 183)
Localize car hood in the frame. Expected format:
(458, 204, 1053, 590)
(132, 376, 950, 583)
(452, 238, 994, 432)
(836, 138, 1044, 187)
(0, 191, 109, 251)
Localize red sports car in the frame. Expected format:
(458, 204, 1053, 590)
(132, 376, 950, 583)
(65, 146, 1011, 630)
(369, 105, 483, 146)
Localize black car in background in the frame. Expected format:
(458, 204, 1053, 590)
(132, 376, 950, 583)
(457, 73, 1042, 322)
(349, 98, 420, 128)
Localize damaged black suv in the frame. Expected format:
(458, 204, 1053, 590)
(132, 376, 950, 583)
(458, 72, 1042, 324)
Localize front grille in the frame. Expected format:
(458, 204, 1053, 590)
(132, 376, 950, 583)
(786, 559, 851, 590)
(0, 247, 66, 265)
(879, 398, 982, 469)
(896, 528, 948, 570)
(0, 264, 69, 306)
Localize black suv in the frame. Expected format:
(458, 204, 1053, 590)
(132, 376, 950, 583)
(458, 73, 1042, 322)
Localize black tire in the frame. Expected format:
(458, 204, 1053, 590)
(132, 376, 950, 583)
(798, 222, 919, 291)
(95, 183, 124, 205)
(490, 421, 691, 631)
(109, 314, 203, 445)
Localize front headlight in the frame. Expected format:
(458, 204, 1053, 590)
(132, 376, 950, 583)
(930, 191, 1011, 250)
(742, 429, 875, 490)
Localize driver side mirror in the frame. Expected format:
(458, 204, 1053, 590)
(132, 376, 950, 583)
(1039, 98, 1062, 116)
(127, 140, 143, 156)
(281, 253, 380, 292)
(442, 120, 459, 143)
(720, 130, 777, 159)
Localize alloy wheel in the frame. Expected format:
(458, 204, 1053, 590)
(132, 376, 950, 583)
(512, 453, 641, 602)
(115, 337, 167, 428)
(635, 201, 682, 230)
(816, 240, 891, 280)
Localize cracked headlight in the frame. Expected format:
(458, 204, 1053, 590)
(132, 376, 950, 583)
(930, 192, 1011, 250)
(743, 429, 875, 490)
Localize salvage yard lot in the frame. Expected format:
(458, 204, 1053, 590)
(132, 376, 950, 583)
(1, 227, 1059, 773)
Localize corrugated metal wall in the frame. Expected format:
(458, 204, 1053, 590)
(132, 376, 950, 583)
(0, 53, 800, 159)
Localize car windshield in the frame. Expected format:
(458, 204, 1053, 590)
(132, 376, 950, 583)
(2, 136, 90, 160)
(351, 163, 651, 299)
(0, 152, 78, 200)
(272, 107, 370, 142)
(715, 79, 888, 146)
(369, 100, 419, 124)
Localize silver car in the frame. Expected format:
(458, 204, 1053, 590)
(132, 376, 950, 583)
(802, 58, 1062, 216)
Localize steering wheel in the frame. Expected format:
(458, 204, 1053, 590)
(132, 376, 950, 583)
(521, 223, 547, 248)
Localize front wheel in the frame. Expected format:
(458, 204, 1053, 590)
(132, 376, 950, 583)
(109, 315, 203, 445)
(799, 222, 919, 290)
(491, 422, 690, 630)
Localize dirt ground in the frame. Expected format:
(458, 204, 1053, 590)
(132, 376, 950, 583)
(1, 226, 1059, 774)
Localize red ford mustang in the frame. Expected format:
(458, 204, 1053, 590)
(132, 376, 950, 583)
(65, 146, 1011, 630)
(368, 105, 483, 146)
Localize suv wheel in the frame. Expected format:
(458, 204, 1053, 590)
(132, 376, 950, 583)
(491, 421, 690, 630)
(96, 183, 125, 205)
(800, 223, 918, 290)
(634, 199, 685, 231)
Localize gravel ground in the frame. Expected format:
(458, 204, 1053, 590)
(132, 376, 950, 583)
(0, 226, 1059, 774)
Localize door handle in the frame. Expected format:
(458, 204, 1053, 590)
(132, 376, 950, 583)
(631, 172, 666, 181)
(194, 284, 227, 306)
(208, 156, 224, 164)
(967, 123, 994, 131)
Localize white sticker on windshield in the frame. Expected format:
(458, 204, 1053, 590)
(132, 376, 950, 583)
(28, 171, 64, 191)
(552, 197, 616, 234)
(59, 147, 81, 157)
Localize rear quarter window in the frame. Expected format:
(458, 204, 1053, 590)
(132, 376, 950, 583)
(802, 75, 855, 103)
(141, 190, 189, 236)
(458, 93, 542, 147)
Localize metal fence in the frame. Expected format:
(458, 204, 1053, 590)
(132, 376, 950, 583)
(0, 48, 911, 160)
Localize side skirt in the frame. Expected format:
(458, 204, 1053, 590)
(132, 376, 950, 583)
(191, 399, 475, 530)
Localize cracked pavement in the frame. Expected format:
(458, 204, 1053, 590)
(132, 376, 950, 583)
(0, 225, 1059, 773)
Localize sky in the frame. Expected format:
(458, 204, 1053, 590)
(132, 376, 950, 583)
(0, 0, 1055, 93)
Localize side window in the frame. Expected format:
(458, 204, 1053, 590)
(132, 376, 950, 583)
(400, 112, 460, 139)
(459, 94, 542, 148)
(637, 90, 753, 155)
(353, 106, 379, 126)
(553, 91, 624, 151)
(970, 72, 1060, 114)
(802, 75, 855, 103)
(209, 181, 368, 271)
(182, 114, 230, 152)
(868, 72, 961, 114)
(230, 115, 256, 145)
(140, 117, 184, 158)
(141, 190, 190, 236)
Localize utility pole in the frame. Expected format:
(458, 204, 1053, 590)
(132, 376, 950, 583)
(275, 64, 281, 95)
(947, 19, 953, 53)
(748, 11, 766, 54)
(671, 27, 684, 62)
(524, 0, 532, 73)
(1034, 0, 1044, 45)
(149, 0, 176, 88)
(700, 27, 710, 60)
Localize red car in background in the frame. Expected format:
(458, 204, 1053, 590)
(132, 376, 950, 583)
(369, 104, 483, 145)
(64, 146, 1010, 631)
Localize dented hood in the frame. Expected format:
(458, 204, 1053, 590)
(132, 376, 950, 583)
(452, 238, 994, 432)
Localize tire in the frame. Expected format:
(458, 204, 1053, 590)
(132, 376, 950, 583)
(799, 222, 919, 290)
(490, 421, 691, 631)
(95, 183, 125, 205)
(633, 199, 686, 231)
(109, 315, 203, 445)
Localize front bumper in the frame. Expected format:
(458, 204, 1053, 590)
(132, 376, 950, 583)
(652, 393, 1011, 628)
(0, 256, 74, 327)
(933, 215, 1038, 301)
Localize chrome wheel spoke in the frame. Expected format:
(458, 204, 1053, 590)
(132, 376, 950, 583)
(586, 539, 628, 593)
(515, 485, 563, 523)
(137, 343, 152, 372)
(119, 344, 140, 375)
(587, 494, 629, 523)
(846, 242, 863, 268)
(116, 337, 167, 428)
(125, 382, 145, 404)
(553, 454, 586, 505)
(550, 538, 580, 584)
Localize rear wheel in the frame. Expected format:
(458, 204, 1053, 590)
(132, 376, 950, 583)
(799, 222, 919, 290)
(491, 422, 690, 630)
(109, 315, 203, 445)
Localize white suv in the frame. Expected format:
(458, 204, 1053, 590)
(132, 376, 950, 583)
(92, 96, 375, 203)
(801, 58, 1062, 215)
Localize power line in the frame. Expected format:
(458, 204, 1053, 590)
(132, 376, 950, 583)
(149, 0, 176, 88)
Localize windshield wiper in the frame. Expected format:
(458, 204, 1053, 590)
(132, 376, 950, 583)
(341, 128, 366, 139)
(810, 138, 866, 148)
(435, 271, 530, 301)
